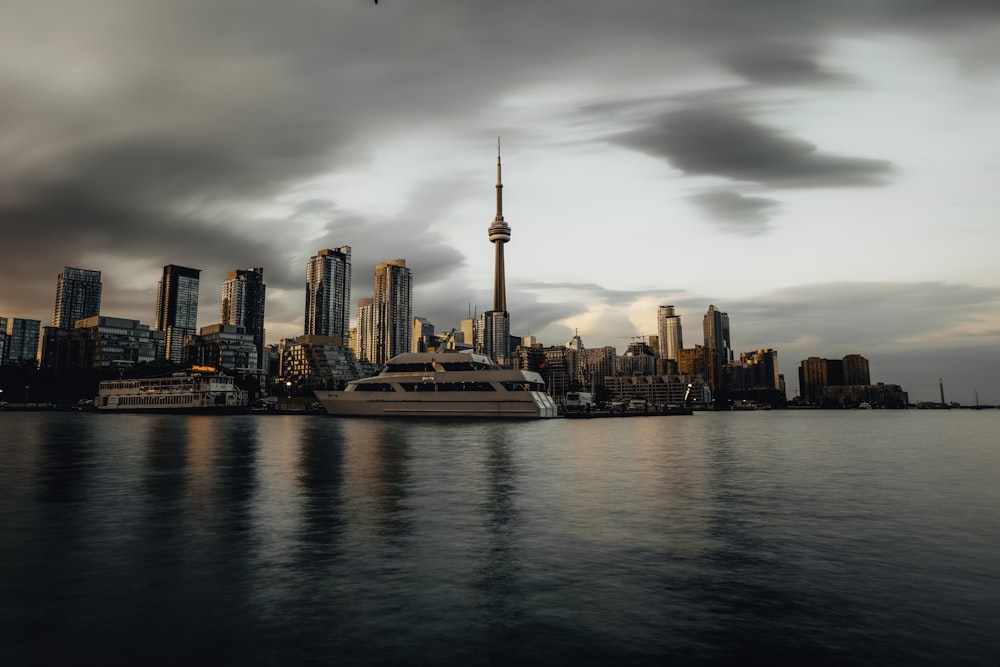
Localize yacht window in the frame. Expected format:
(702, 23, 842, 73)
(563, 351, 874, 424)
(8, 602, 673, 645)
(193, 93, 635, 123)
(354, 383, 395, 392)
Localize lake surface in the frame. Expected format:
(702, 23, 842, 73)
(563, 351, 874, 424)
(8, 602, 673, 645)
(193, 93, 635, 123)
(2, 410, 998, 665)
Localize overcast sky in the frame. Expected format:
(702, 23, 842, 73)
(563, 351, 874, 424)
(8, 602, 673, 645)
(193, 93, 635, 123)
(2, 1, 999, 403)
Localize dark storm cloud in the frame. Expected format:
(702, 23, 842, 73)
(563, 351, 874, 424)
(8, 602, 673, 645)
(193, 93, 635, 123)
(723, 45, 851, 85)
(688, 190, 781, 235)
(618, 106, 893, 188)
(2, 0, 999, 334)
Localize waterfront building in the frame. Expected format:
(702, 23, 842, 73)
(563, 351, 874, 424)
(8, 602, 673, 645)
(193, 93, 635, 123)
(821, 382, 908, 409)
(740, 348, 781, 390)
(305, 246, 352, 339)
(459, 317, 477, 349)
(618, 341, 656, 377)
(481, 139, 512, 366)
(53, 267, 102, 329)
(40, 316, 162, 370)
(604, 374, 709, 408)
(278, 335, 377, 392)
(221, 267, 266, 370)
(799, 354, 880, 406)
(154, 264, 201, 362)
(184, 324, 259, 373)
(656, 306, 683, 361)
(370, 259, 413, 365)
(577, 346, 617, 392)
(3, 317, 41, 365)
(843, 353, 871, 386)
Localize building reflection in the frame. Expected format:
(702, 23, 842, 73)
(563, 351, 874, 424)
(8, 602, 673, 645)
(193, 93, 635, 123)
(340, 419, 412, 539)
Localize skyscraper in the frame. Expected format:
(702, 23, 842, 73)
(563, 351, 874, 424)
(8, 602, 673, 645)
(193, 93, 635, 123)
(53, 267, 102, 329)
(155, 264, 201, 362)
(482, 138, 512, 365)
(656, 305, 683, 361)
(356, 298, 374, 362)
(3, 317, 41, 365)
(703, 304, 731, 397)
(221, 267, 266, 370)
(370, 259, 413, 365)
(305, 246, 351, 340)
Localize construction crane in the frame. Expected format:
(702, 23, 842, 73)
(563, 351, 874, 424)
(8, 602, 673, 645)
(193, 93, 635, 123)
(428, 328, 456, 353)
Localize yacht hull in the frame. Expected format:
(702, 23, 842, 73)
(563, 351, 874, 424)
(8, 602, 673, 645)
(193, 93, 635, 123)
(313, 390, 557, 418)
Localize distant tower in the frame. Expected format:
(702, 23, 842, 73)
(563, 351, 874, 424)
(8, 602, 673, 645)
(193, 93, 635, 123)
(703, 305, 731, 398)
(483, 138, 512, 365)
(357, 298, 374, 362)
(305, 246, 352, 340)
(657, 306, 683, 361)
(222, 267, 266, 370)
(371, 259, 413, 365)
(155, 264, 201, 362)
(53, 267, 102, 329)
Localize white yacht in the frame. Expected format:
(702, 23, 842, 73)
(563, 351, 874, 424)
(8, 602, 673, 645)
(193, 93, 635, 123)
(97, 373, 249, 413)
(313, 351, 558, 418)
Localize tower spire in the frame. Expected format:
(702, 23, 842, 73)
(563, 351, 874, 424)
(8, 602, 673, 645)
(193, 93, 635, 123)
(495, 136, 503, 222)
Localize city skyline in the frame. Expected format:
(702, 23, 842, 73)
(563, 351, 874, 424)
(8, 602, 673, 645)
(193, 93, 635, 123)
(1, 3, 998, 403)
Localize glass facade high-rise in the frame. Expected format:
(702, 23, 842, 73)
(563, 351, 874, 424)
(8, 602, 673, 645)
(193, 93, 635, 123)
(3, 317, 41, 365)
(53, 267, 102, 329)
(222, 267, 266, 370)
(154, 264, 201, 362)
(656, 305, 683, 361)
(703, 305, 731, 397)
(305, 247, 351, 340)
(479, 310, 511, 366)
(370, 259, 413, 365)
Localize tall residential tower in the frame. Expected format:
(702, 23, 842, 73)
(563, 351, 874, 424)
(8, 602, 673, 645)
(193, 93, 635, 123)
(221, 267, 266, 369)
(703, 304, 731, 397)
(656, 306, 683, 361)
(155, 264, 201, 362)
(305, 247, 352, 340)
(370, 259, 413, 365)
(53, 267, 102, 329)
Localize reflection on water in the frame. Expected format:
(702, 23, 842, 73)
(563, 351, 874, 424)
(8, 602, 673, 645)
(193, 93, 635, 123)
(1, 411, 999, 665)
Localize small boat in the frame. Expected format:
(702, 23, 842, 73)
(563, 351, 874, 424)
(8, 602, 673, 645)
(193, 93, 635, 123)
(313, 351, 558, 418)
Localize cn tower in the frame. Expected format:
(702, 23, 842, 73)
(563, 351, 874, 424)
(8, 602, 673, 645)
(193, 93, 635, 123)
(481, 138, 512, 365)
(489, 137, 511, 311)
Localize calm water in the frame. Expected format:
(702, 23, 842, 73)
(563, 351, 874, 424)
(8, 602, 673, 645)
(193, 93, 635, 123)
(1, 411, 998, 665)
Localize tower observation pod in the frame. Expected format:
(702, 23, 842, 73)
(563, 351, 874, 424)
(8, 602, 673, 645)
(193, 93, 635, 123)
(488, 137, 511, 312)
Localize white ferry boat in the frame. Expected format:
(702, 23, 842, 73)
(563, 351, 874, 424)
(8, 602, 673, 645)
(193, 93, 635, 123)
(97, 373, 249, 413)
(313, 351, 558, 418)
